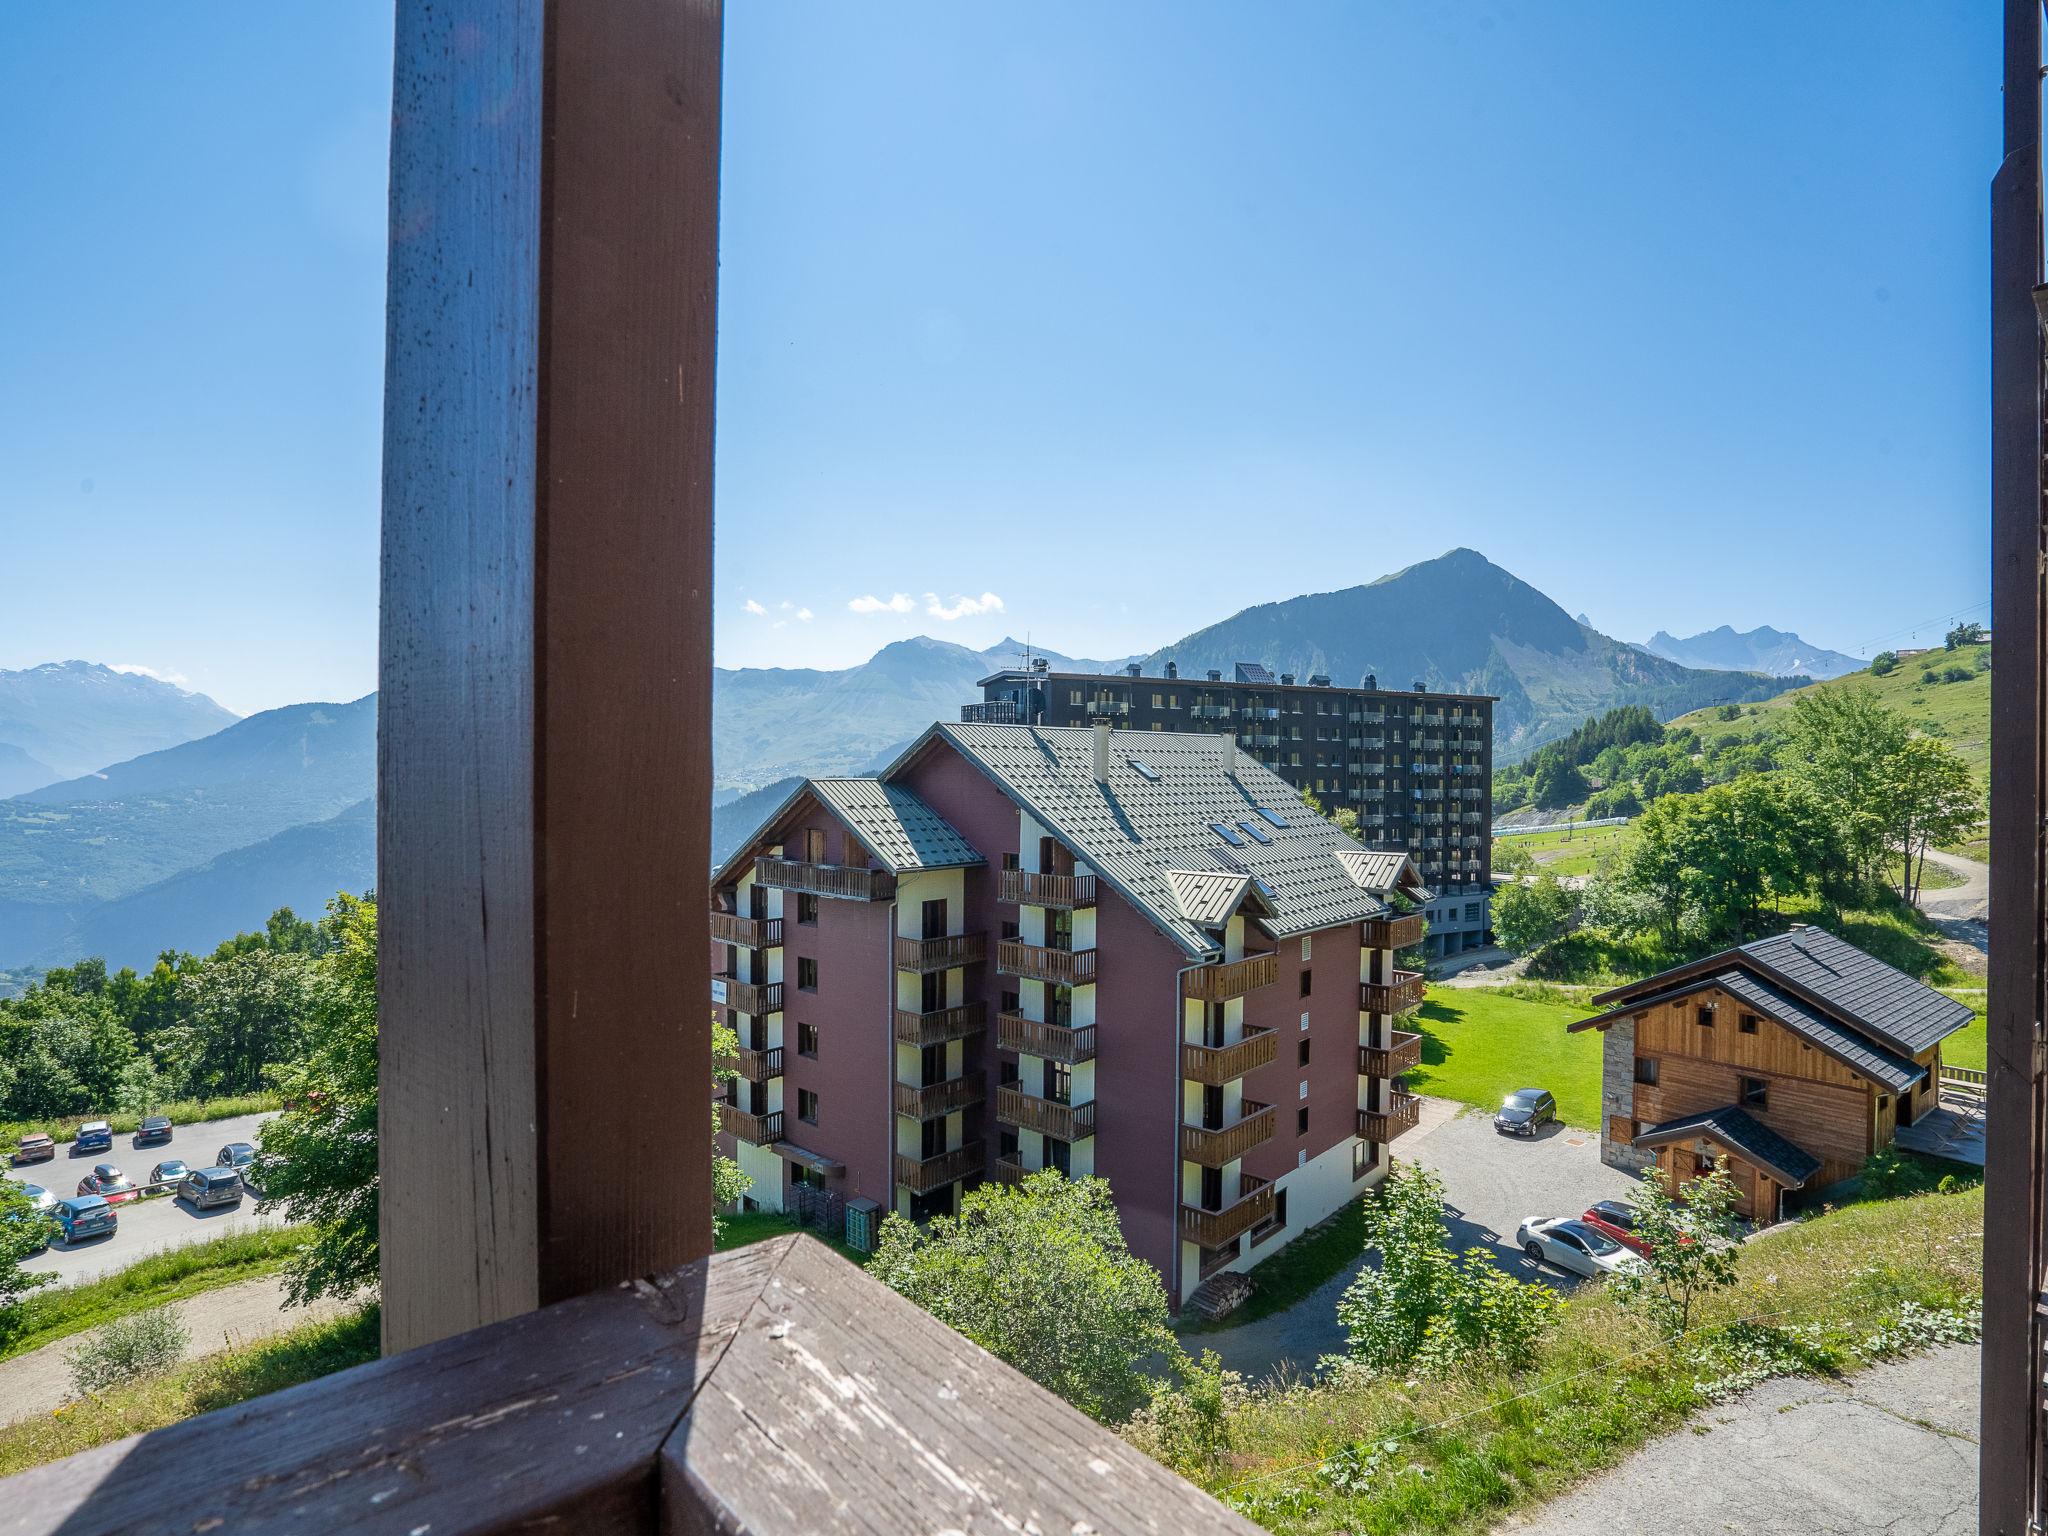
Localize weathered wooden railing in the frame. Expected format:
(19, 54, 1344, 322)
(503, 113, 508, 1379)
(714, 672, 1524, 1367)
(709, 910, 783, 948)
(1360, 969, 1426, 1015)
(1359, 1028, 1424, 1079)
(0, 1236, 1256, 1534)
(1179, 1101, 1276, 1167)
(997, 867, 1098, 908)
(753, 855, 895, 902)
(894, 999, 988, 1046)
(1180, 1024, 1279, 1085)
(894, 1075, 987, 1120)
(996, 939, 1099, 985)
(895, 1144, 985, 1194)
(996, 1010, 1098, 1062)
(1182, 951, 1278, 1002)
(715, 975, 784, 1015)
(1179, 1173, 1275, 1246)
(995, 1086, 1098, 1141)
(1359, 1091, 1423, 1143)
(1360, 912, 1425, 950)
(717, 1104, 784, 1145)
(894, 931, 988, 972)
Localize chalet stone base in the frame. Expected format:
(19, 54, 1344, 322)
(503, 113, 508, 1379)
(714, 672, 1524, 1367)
(1599, 1016, 1656, 1175)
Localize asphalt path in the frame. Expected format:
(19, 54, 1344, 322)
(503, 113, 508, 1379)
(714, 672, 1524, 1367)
(3, 1111, 286, 1287)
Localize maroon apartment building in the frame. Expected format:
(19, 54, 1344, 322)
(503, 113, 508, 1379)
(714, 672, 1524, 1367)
(711, 720, 1430, 1310)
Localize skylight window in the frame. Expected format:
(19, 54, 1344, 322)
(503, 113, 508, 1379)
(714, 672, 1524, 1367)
(1252, 877, 1278, 902)
(1129, 759, 1161, 782)
(1238, 820, 1273, 845)
(1254, 806, 1290, 828)
(1210, 822, 1246, 848)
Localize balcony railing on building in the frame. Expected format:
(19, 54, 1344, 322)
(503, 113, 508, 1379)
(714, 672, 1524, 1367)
(993, 1153, 1032, 1184)
(998, 868, 1097, 908)
(894, 1075, 986, 1121)
(960, 699, 1022, 724)
(997, 939, 1099, 985)
(1361, 912, 1425, 950)
(895, 999, 988, 1046)
(997, 1010, 1098, 1062)
(709, 910, 783, 948)
(1361, 970, 1426, 1015)
(732, 1044, 785, 1084)
(1358, 1028, 1423, 1078)
(1358, 1091, 1422, 1143)
(1182, 951, 1278, 1002)
(1180, 1100, 1275, 1167)
(718, 1104, 784, 1145)
(895, 932, 987, 972)
(1180, 1024, 1278, 1085)
(995, 1085, 1097, 1141)
(753, 855, 894, 902)
(715, 974, 783, 1015)
(895, 1144, 985, 1194)
(1179, 1173, 1274, 1247)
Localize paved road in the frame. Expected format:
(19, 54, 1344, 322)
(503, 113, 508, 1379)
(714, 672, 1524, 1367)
(1497, 1342, 1980, 1535)
(4, 1112, 285, 1288)
(1919, 847, 1990, 924)
(1198, 1100, 1635, 1382)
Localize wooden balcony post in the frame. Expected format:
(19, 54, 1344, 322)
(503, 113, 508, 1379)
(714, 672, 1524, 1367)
(379, 0, 723, 1352)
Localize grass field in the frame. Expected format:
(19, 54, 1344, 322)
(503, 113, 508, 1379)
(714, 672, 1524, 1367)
(1495, 823, 1628, 877)
(716, 1207, 870, 1266)
(1406, 986, 1604, 1128)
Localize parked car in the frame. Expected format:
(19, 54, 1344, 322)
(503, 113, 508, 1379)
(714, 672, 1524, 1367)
(77, 1164, 139, 1204)
(135, 1115, 174, 1146)
(215, 1142, 258, 1190)
(180, 1167, 244, 1210)
(53, 1194, 117, 1244)
(1516, 1215, 1644, 1279)
(1581, 1199, 1647, 1255)
(1493, 1088, 1557, 1137)
(16, 1183, 58, 1214)
(12, 1133, 55, 1165)
(74, 1120, 114, 1153)
(3, 1199, 53, 1253)
(149, 1158, 191, 1188)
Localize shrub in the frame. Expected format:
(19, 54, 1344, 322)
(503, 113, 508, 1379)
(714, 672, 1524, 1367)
(1870, 650, 1899, 676)
(1610, 1166, 1742, 1339)
(1921, 669, 1939, 684)
(67, 1307, 188, 1397)
(1940, 665, 1973, 684)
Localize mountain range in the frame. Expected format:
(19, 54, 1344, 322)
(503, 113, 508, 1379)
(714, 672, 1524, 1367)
(1636, 625, 1865, 680)
(2, 550, 1808, 971)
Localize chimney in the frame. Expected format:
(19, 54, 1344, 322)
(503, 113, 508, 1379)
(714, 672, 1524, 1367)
(1092, 718, 1112, 784)
(1220, 733, 1237, 776)
(1165, 660, 1178, 679)
(1125, 661, 1142, 677)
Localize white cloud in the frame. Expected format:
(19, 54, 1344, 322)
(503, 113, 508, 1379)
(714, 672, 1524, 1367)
(110, 662, 192, 688)
(924, 591, 1006, 622)
(796, 608, 814, 622)
(743, 599, 769, 617)
(849, 592, 917, 615)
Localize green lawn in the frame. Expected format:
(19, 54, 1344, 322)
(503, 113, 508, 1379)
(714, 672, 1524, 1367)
(716, 1207, 869, 1266)
(1405, 986, 1605, 1129)
(1937, 990, 1988, 1072)
(1495, 823, 1628, 877)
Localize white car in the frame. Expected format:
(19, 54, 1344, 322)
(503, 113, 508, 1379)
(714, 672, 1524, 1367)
(1516, 1216, 1645, 1280)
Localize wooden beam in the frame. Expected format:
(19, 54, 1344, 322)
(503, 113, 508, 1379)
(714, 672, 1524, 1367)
(380, 0, 722, 1352)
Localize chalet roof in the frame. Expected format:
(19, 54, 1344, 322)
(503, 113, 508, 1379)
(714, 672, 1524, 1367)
(1165, 868, 1259, 930)
(1632, 1105, 1824, 1189)
(708, 776, 980, 889)
(1334, 848, 1433, 902)
(921, 723, 1396, 958)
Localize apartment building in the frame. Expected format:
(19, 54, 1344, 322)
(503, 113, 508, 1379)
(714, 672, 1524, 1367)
(710, 721, 1433, 1310)
(965, 659, 1494, 953)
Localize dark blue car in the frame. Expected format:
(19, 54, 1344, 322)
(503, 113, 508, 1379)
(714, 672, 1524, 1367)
(54, 1195, 116, 1244)
(73, 1121, 114, 1154)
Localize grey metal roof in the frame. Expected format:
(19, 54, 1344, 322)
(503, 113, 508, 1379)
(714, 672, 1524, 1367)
(809, 779, 983, 875)
(1165, 868, 1256, 930)
(927, 724, 1391, 957)
(1632, 1105, 1824, 1189)
(1736, 928, 1974, 1058)
(1335, 849, 1431, 901)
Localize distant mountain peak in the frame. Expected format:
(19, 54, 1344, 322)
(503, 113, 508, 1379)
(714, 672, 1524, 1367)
(0, 660, 240, 792)
(1639, 625, 1862, 681)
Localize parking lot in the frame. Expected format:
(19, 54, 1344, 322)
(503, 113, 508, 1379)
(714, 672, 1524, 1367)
(4, 1111, 286, 1287)
(1202, 1098, 1638, 1381)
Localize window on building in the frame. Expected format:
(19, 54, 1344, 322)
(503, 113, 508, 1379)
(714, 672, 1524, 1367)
(1299, 968, 1312, 998)
(1001, 850, 1020, 870)
(1044, 1137, 1072, 1175)
(797, 1088, 819, 1125)
(1045, 1059, 1072, 1104)
(1069, 688, 1082, 705)
(1152, 693, 1164, 708)
(797, 956, 818, 991)
(1274, 1190, 1289, 1228)
(1000, 918, 1020, 941)
(1695, 1005, 1715, 1029)
(1001, 988, 1020, 1017)
(1298, 1038, 1311, 1067)
(1300, 934, 1311, 961)
(1635, 1057, 1659, 1086)
(1297, 1105, 1310, 1136)
(1298, 1079, 1309, 1100)
(802, 828, 826, 864)
(796, 893, 819, 925)
(1740, 1076, 1767, 1110)
(790, 1164, 824, 1191)
(797, 1022, 819, 1058)
(1739, 1012, 1760, 1034)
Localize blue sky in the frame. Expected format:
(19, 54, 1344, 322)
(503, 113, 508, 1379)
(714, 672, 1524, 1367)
(0, 5, 1996, 715)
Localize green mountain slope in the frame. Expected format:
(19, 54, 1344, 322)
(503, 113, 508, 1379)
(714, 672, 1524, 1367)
(0, 661, 238, 785)
(1144, 549, 1794, 758)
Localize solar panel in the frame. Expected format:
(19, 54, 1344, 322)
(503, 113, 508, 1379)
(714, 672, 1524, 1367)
(1254, 805, 1290, 828)
(1210, 822, 1246, 848)
(1238, 821, 1273, 845)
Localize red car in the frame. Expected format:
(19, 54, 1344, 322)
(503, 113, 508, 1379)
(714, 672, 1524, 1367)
(1581, 1199, 1650, 1256)
(77, 1164, 139, 1204)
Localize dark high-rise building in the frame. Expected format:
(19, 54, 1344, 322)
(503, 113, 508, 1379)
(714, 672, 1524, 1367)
(966, 660, 1494, 954)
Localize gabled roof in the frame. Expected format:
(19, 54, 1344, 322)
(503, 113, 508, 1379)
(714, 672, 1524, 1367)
(709, 776, 980, 889)
(1165, 868, 1259, 930)
(1632, 1105, 1823, 1189)
(1335, 848, 1433, 902)
(919, 723, 1394, 958)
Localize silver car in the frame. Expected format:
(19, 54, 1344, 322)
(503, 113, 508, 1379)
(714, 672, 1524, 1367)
(181, 1167, 244, 1210)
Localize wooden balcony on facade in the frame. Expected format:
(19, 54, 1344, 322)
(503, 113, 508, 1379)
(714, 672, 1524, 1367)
(1179, 1101, 1276, 1167)
(995, 1085, 1097, 1141)
(718, 1104, 785, 1145)
(1181, 1025, 1278, 1086)
(1361, 912, 1425, 950)
(895, 1143, 984, 1194)
(895, 932, 988, 973)
(753, 855, 895, 902)
(1182, 951, 1279, 1002)
(894, 999, 988, 1047)
(1358, 1091, 1423, 1143)
(1358, 1029, 1423, 1080)
(732, 1044, 784, 1084)
(715, 975, 784, 1015)
(998, 868, 1098, 908)
(709, 910, 783, 948)
(997, 940, 1099, 985)
(993, 1154, 1033, 1184)
(996, 1011, 1098, 1063)
(894, 1075, 987, 1121)
(1360, 970, 1426, 1015)
(1179, 1174, 1275, 1247)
